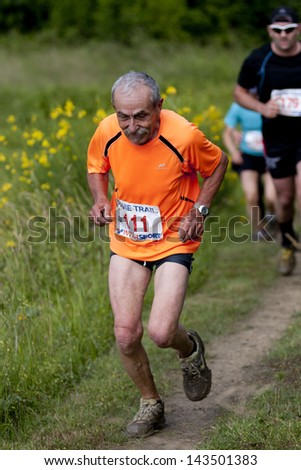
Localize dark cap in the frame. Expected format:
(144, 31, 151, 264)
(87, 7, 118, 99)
(269, 6, 299, 24)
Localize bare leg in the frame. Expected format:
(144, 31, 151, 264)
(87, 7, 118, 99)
(108, 255, 159, 399)
(147, 261, 193, 358)
(295, 161, 301, 227)
(263, 171, 277, 215)
(272, 175, 295, 223)
(148, 261, 212, 402)
(240, 169, 261, 234)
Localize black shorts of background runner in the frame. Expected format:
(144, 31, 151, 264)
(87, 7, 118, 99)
(264, 141, 301, 179)
(231, 152, 267, 176)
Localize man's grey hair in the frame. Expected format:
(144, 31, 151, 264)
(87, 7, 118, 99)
(111, 71, 161, 106)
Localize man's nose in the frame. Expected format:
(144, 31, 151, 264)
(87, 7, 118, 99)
(128, 117, 137, 132)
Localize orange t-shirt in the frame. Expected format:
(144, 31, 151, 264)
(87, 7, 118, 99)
(87, 109, 222, 261)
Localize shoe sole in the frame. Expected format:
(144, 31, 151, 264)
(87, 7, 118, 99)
(126, 416, 166, 438)
(278, 259, 296, 276)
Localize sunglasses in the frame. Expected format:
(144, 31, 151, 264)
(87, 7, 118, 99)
(269, 23, 299, 34)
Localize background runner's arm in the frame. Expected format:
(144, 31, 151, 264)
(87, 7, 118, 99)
(222, 126, 243, 165)
(234, 84, 279, 119)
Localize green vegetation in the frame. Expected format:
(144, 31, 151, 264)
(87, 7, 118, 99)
(3, 0, 301, 44)
(201, 316, 301, 450)
(0, 38, 300, 450)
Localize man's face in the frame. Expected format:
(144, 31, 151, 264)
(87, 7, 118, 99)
(267, 22, 301, 53)
(113, 85, 163, 145)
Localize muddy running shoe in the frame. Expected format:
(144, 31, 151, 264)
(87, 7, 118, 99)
(180, 330, 212, 401)
(126, 398, 165, 438)
(277, 247, 296, 276)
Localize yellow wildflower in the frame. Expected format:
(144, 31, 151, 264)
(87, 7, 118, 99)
(50, 106, 64, 119)
(6, 240, 16, 248)
(32, 129, 44, 141)
(40, 183, 50, 191)
(181, 106, 191, 114)
(21, 152, 34, 169)
(56, 119, 71, 139)
(93, 108, 107, 124)
(166, 86, 177, 95)
(64, 99, 75, 117)
(78, 110, 87, 119)
(7, 115, 16, 124)
(42, 139, 50, 148)
(0, 197, 8, 208)
(38, 153, 50, 167)
(1, 183, 12, 192)
(56, 128, 68, 140)
(192, 114, 204, 126)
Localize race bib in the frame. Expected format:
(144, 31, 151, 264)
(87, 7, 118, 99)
(244, 130, 264, 152)
(271, 89, 301, 117)
(115, 199, 163, 242)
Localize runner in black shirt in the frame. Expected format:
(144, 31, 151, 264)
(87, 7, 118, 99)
(234, 6, 301, 275)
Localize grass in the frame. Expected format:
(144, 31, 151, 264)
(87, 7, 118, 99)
(1, 224, 282, 450)
(0, 34, 251, 114)
(201, 315, 301, 450)
(0, 36, 300, 450)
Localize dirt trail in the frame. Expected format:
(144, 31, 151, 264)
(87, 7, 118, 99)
(120, 252, 301, 450)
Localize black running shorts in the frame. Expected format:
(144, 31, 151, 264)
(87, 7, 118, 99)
(264, 141, 301, 179)
(110, 252, 194, 273)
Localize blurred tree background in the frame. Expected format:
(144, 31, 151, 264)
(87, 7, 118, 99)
(0, 0, 300, 45)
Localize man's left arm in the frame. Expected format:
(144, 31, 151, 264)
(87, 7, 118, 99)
(178, 151, 228, 242)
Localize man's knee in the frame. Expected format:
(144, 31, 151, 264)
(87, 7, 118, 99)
(114, 325, 143, 355)
(278, 194, 295, 210)
(148, 323, 176, 349)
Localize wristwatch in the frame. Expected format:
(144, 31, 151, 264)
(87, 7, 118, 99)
(193, 203, 210, 217)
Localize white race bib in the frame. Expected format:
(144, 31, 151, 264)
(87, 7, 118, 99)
(115, 199, 163, 242)
(244, 130, 264, 152)
(271, 89, 301, 117)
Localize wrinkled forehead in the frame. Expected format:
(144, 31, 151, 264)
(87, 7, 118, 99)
(113, 84, 153, 110)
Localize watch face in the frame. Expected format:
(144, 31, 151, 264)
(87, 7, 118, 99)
(194, 203, 209, 216)
(200, 206, 209, 216)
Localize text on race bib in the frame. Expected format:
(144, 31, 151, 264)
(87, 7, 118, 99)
(271, 89, 301, 117)
(244, 130, 264, 152)
(115, 199, 163, 242)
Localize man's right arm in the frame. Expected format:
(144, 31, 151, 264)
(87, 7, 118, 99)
(234, 84, 279, 119)
(87, 172, 113, 226)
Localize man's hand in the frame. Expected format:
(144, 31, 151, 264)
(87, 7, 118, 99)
(259, 99, 279, 118)
(89, 201, 113, 226)
(178, 207, 206, 243)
